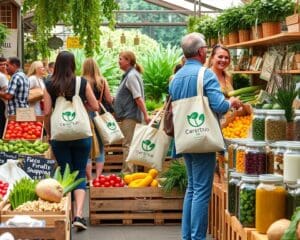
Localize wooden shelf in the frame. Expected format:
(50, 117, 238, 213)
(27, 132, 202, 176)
(231, 70, 300, 74)
(251, 231, 268, 240)
(227, 32, 300, 48)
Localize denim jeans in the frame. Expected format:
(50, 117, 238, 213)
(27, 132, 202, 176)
(51, 137, 92, 190)
(182, 152, 216, 240)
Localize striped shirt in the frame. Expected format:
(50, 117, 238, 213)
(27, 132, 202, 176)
(6, 69, 29, 115)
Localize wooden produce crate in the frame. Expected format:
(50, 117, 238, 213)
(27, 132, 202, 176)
(0, 195, 71, 240)
(228, 215, 255, 240)
(89, 186, 184, 225)
(102, 144, 123, 173)
(0, 220, 67, 240)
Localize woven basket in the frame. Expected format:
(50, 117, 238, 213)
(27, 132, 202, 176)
(238, 29, 250, 42)
(228, 32, 239, 45)
(262, 22, 281, 38)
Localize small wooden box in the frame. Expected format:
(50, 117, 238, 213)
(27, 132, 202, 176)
(286, 14, 300, 26)
(288, 23, 300, 32)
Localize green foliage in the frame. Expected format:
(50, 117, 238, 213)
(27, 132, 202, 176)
(139, 45, 182, 101)
(0, 23, 7, 50)
(216, 6, 243, 35)
(23, 0, 119, 58)
(255, 0, 294, 23)
(188, 16, 218, 40)
(145, 100, 164, 113)
(281, 207, 300, 240)
(187, 16, 202, 33)
(232, 74, 250, 89)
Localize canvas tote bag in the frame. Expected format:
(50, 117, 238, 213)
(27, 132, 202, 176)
(93, 103, 124, 145)
(172, 67, 225, 154)
(50, 77, 92, 141)
(126, 110, 171, 171)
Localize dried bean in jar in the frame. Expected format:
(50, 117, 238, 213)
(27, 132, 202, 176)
(252, 118, 265, 141)
(245, 152, 267, 175)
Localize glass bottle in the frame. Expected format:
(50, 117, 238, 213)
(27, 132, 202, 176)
(252, 109, 266, 141)
(274, 142, 287, 176)
(239, 175, 259, 227)
(256, 174, 286, 234)
(228, 139, 239, 169)
(265, 110, 287, 142)
(286, 181, 300, 219)
(236, 140, 247, 173)
(228, 171, 243, 216)
(283, 143, 300, 183)
(294, 110, 300, 141)
(245, 141, 266, 175)
(266, 142, 276, 174)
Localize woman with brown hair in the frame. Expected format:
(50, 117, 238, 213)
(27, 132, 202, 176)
(114, 50, 150, 173)
(82, 57, 113, 180)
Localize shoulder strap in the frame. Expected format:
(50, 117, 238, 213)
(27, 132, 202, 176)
(75, 76, 81, 96)
(197, 67, 206, 96)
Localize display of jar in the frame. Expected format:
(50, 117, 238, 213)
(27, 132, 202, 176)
(239, 175, 259, 227)
(252, 109, 266, 141)
(236, 140, 247, 173)
(266, 143, 276, 174)
(283, 143, 300, 183)
(286, 181, 300, 219)
(274, 142, 287, 176)
(256, 175, 286, 234)
(228, 139, 239, 169)
(294, 110, 300, 141)
(245, 141, 267, 175)
(265, 110, 287, 142)
(228, 171, 243, 216)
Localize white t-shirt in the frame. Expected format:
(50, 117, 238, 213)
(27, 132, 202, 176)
(0, 72, 8, 90)
(29, 75, 45, 115)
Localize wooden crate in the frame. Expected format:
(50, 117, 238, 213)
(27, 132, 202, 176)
(102, 144, 123, 173)
(0, 195, 71, 240)
(89, 186, 184, 225)
(229, 215, 255, 240)
(0, 220, 66, 240)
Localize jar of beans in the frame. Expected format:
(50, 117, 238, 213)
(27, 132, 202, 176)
(274, 142, 287, 176)
(245, 141, 267, 175)
(239, 175, 259, 227)
(294, 110, 300, 141)
(228, 139, 239, 169)
(266, 143, 276, 174)
(228, 171, 244, 216)
(252, 109, 266, 141)
(265, 110, 287, 142)
(236, 140, 247, 173)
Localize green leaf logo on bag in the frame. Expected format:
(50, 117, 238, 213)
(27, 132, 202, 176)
(62, 111, 76, 122)
(107, 122, 116, 130)
(187, 112, 205, 127)
(141, 139, 155, 152)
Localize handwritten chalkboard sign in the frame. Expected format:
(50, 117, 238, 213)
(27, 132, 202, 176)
(22, 155, 56, 180)
(0, 151, 19, 165)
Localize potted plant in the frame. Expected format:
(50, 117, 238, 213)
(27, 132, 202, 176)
(198, 16, 218, 47)
(255, 0, 294, 37)
(242, 1, 263, 40)
(238, 5, 253, 42)
(0, 23, 7, 51)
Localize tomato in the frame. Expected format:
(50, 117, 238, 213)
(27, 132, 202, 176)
(104, 181, 111, 187)
(119, 181, 125, 187)
(109, 180, 115, 186)
(115, 176, 122, 183)
(114, 183, 120, 187)
(109, 174, 117, 181)
(3, 183, 8, 188)
(93, 182, 100, 187)
(99, 177, 106, 184)
(92, 178, 99, 185)
(100, 184, 105, 187)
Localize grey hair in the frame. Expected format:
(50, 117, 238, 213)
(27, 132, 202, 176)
(181, 32, 206, 58)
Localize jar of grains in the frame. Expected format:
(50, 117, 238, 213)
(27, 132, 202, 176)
(274, 142, 287, 176)
(245, 141, 267, 175)
(286, 181, 300, 219)
(228, 172, 243, 215)
(252, 109, 266, 141)
(256, 174, 286, 234)
(239, 175, 259, 227)
(228, 139, 239, 169)
(283, 143, 300, 183)
(266, 142, 277, 174)
(236, 140, 247, 173)
(265, 110, 287, 142)
(294, 110, 300, 141)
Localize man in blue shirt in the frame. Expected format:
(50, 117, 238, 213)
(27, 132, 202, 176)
(0, 57, 29, 115)
(169, 32, 240, 240)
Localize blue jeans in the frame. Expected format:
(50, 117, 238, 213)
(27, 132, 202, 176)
(51, 137, 92, 190)
(182, 153, 216, 240)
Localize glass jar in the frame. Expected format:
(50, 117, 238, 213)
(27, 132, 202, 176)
(245, 141, 267, 175)
(283, 143, 300, 183)
(256, 175, 286, 234)
(228, 139, 239, 169)
(228, 171, 243, 216)
(274, 142, 287, 176)
(286, 181, 300, 219)
(266, 143, 276, 174)
(236, 140, 247, 173)
(239, 175, 259, 227)
(265, 110, 287, 142)
(252, 109, 266, 141)
(294, 110, 300, 141)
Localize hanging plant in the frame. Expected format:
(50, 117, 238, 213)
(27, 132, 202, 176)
(0, 23, 8, 51)
(23, 0, 119, 58)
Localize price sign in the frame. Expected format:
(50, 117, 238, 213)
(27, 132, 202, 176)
(0, 151, 18, 165)
(16, 108, 36, 121)
(66, 36, 82, 49)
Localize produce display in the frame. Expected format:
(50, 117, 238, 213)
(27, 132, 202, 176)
(265, 110, 287, 142)
(0, 139, 49, 155)
(227, 85, 262, 104)
(252, 109, 265, 141)
(15, 197, 66, 212)
(3, 121, 43, 140)
(92, 174, 125, 188)
(222, 115, 252, 139)
(245, 142, 266, 175)
(0, 179, 9, 199)
(36, 178, 63, 203)
(124, 169, 159, 188)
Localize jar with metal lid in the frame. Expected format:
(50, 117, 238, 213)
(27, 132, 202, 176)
(228, 139, 239, 169)
(266, 143, 276, 174)
(274, 142, 287, 176)
(228, 171, 243, 215)
(245, 141, 267, 175)
(286, 180, 300, 219)
(294, 110, 300, 141)
(283, 143, 300, 183)
(252, 109, 266, 141)
(265, 110, 287, 142)
(236, 140, 247, 173)
(256, 174, 286, 234)
(239, 175, 259, 227)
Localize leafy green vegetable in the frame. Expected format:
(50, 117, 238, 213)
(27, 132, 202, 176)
(282, 207, 300, 240)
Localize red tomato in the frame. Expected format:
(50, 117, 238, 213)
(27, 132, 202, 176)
(99, 178, 106, 184)
(114, 183, 120, 187)
(93, 182, 101, 187)
(115, 176, 122, 183)
(92, 178, 99, 185)
(119, 182, 125, 187)
(109, 174, 117, 181)
(5, 134, 10, 139)
(104, 181, 111, 187)
(109, 180, 115, 186)
(100, 184, 105, 187)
